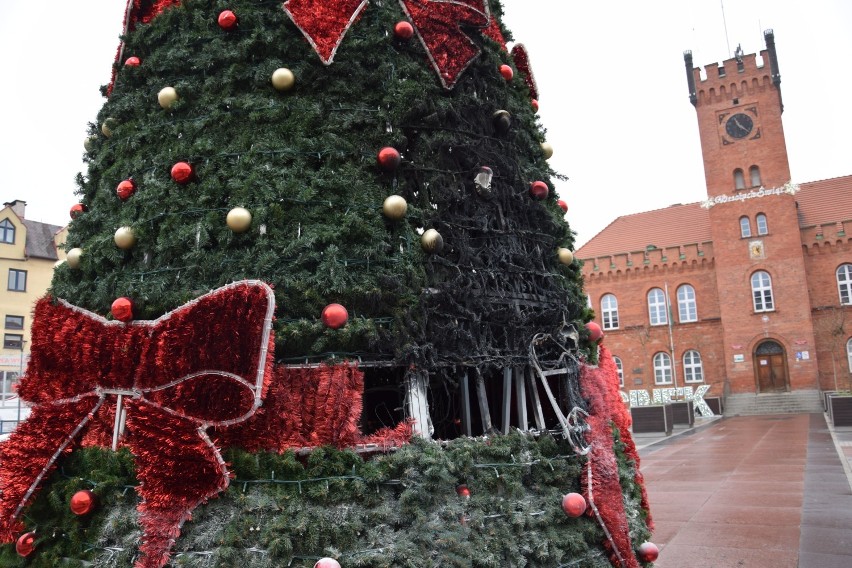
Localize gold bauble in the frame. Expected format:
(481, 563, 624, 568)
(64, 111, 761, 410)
(226, 207, 252, 233)
(101, 118, 118, 138)
(382, 195, 408, 220)
(158, 86, 179, 109)
(271, 68, 296, 91)
(421, 228, 444, 254)
(558, 247, 574, 265)
(114, 226, 137, 249)
(541, 142, 554, 160)
(84, 135, 98, 152)
(66, 248, 83, 269)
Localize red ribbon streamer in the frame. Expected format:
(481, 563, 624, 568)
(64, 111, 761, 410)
(0, 281, 275, 568)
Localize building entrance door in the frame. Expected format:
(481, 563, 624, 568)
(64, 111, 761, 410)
(754, 340, 788, 393)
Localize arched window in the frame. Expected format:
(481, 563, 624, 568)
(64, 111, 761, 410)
(740, 216, 752, 238)
(613, 356, 624, 387)
(683, 350, 703, 383)
(847, 338, 852, 373)
(653, 352, 673, 385)
(837, 264, 852, 305)
(647, 288, 668, 326)
(751, 271, 774, 312)
(0, 219, 14, 245)
(677, 284, 697, 322)
(733, 169, 746, 190)
(756, 213, 768, 235)
(601, 294, 619, 330)
(750, 165, 762, 187)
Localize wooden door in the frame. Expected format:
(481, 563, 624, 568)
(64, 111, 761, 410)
(756, 353, 787, 393)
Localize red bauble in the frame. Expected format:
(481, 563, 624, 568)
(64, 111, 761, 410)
(171, 161, 194, 184)
(16, 532, 35, 557)
(377, 146, 401, 172)
(529, 180, 549, 200)
(218, 10, 238, 30)
(70, 203, 87, 219)
(637, 541, 659, 562)
(394, 21, 414, 40)
(111, 297, 134, 323)
(561, 492, 587, 517)
(322, 303, 349, 329)
(456, 484, 471, 499)
(116, 179, 136, 201)
(124, 56, 141, 67)
(531, 99, 539, 112)
(557, 199, 568, 213)
(585, 321, 604, 343)
(314, 558, 341, 568)
(499, 64, 514, 81)
(70, 489, 96, 515)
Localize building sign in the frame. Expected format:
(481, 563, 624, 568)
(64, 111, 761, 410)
(0, 355, 28, 368)
(701, 181, 799, 209)
(733, 354, 745, 363)
(796, 351, 810, 361)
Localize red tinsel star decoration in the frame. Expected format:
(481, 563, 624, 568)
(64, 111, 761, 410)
(0, 281, 275, 568)
(510, 43, 539, 101)
(283, 0, 369, 65)
(483, 11, 507, 50)
(399, 0, 491, 89)
(579, 345, 652, 568)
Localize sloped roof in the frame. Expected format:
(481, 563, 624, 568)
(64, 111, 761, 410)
(576, 174, 852, 259)
(22, 220, 63, 260)
(796, 174, 852, 228)
(576, 202, 711, 259)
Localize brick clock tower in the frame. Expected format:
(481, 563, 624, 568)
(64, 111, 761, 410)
(685, 30, 818, 394)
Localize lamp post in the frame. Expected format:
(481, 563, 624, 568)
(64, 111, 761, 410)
(16, 340, 26, 424)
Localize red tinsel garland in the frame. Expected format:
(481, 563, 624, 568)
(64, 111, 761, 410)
(219, 364, 413, 452)
(398, 0, 490, 89)
(483, 12, 508, 50)
(580, 346, 652, 568)
(510, 43, 538, 101)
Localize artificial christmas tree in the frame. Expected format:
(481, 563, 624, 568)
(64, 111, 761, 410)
(0, 1, 653, 566)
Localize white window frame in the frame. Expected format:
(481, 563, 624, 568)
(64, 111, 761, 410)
(677, 284, 697, 323)
(653, 352, 673, 385)
(613, 356, 624, 387)
(751, 271, 774, 312)
(734, 169, 746, 190)
(601, 294, 619, 330)
(837, 264, 852, 305)
(0, 219, 14, 245)
(740, 216, 752, 238)
(756, 213, 768, 235)
(647, 288, 668, 326)
(847, 338, 852, 373)
(683, 350, 704, 383)
(750, 165, 761, 187)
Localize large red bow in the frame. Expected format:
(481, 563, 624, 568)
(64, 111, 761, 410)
(0, 281, 275, 568)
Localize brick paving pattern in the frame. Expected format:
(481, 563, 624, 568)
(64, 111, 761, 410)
(637, 414, 852, 567)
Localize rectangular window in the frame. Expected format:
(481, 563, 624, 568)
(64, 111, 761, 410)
(3, 334, 22, 350)
(1, 371, 19, 404)
(7, 269, 26, 292)
(4, 315, 23, 330)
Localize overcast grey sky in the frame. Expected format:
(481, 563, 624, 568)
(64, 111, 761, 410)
(1, 1, 850, 247)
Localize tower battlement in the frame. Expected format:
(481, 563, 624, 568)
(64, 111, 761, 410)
(685, 30, 781, 108)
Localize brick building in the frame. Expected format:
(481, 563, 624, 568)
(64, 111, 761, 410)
(576, 31, 852, 408)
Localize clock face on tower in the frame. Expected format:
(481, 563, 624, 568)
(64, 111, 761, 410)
(725, 113, 754, 139)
